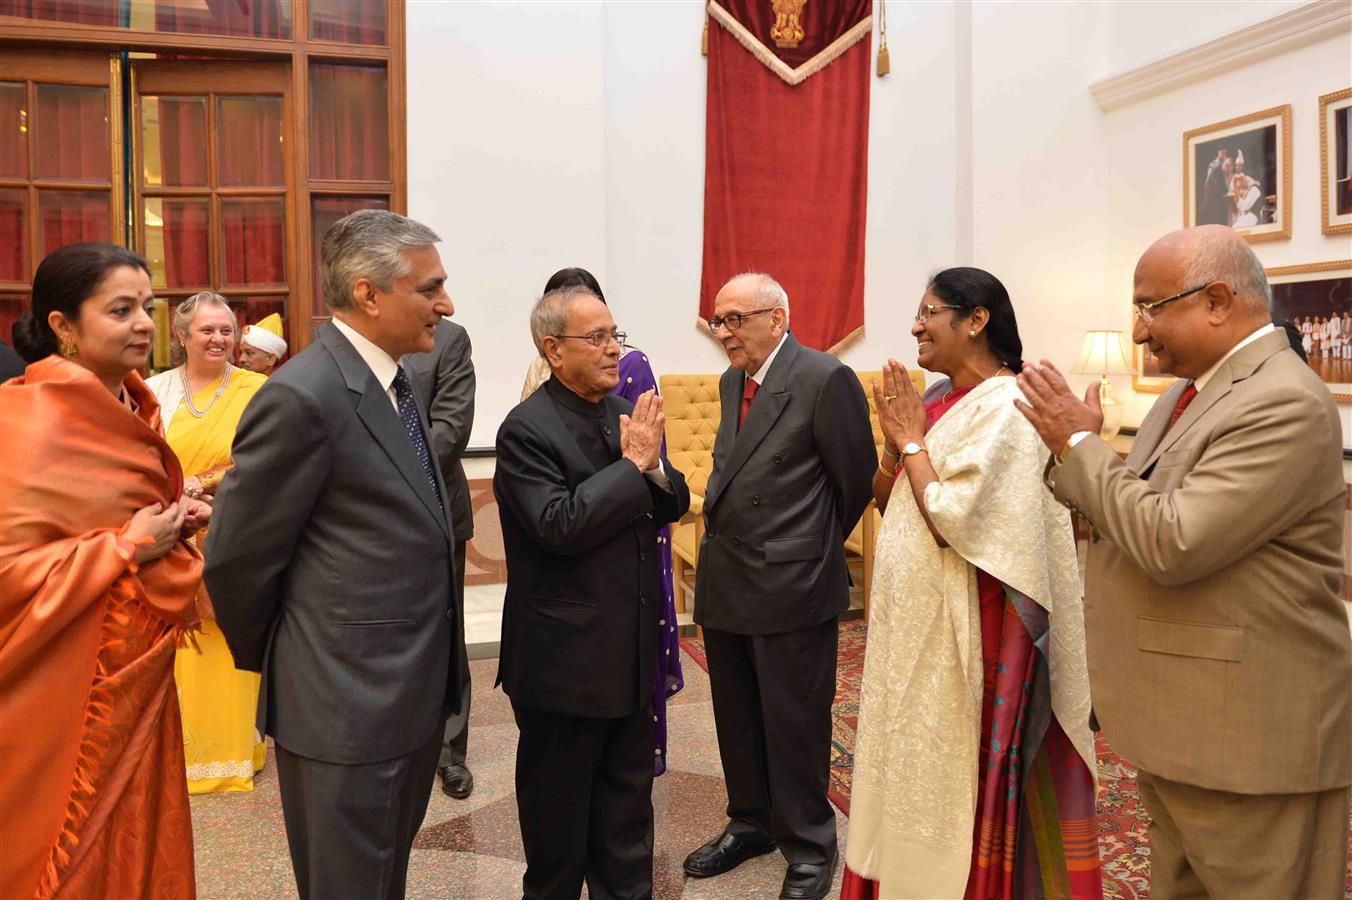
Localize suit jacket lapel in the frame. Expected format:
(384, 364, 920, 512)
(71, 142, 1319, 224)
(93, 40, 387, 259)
(1138, 330, 1290, 473)
(706, 335, 798, 511)
(321, 324, 451, 540)
(702, 368, 741, 510)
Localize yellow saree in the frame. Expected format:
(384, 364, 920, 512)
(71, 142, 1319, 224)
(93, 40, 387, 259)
(154, 365, 269, 794)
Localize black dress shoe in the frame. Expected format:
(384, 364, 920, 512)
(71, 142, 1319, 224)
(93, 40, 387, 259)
(683, 831, 776, 878)
(779, 850, 837, 900)
(437, 764, 473, 799)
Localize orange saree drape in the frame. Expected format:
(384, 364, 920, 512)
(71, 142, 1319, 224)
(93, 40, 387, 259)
(0, 357, 202, 899)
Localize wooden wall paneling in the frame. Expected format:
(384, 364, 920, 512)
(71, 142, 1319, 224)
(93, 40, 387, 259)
(389, 0, 406, 214)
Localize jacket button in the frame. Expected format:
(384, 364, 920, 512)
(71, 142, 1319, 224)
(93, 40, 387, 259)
(446, 609, 454, 621)
(752, 495, 761, 505)
(773, 454, 782, 464)
(733, 536, 742, 546)
(640, 551, 647, 560)
(639, 595, 647, 605)
(603, 425, 613, 435)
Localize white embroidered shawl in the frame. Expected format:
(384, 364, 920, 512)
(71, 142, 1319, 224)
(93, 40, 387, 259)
(844, 376, 1094, 898)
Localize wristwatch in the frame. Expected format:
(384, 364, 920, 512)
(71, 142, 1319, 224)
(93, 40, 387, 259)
(901, 441, 927, 457)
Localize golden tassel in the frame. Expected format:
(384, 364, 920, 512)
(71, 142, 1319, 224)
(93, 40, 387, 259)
(702, 15, 709, 56)
(876, 0, 890, 76)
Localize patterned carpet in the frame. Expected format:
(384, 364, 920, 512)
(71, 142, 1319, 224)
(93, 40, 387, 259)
(680, 618, 1352, 899)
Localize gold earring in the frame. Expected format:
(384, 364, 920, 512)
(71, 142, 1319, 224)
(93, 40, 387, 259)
(58, 337, 77, 360)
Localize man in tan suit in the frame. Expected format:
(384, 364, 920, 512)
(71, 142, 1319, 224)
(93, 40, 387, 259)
(1014, 225, 1351, 899)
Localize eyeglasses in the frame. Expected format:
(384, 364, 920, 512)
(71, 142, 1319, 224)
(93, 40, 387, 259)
(1133, 284, 1209, 323)
(556, 329, 627, 348)
(914, 304, 964, 325)
(707, 308, 776, 333)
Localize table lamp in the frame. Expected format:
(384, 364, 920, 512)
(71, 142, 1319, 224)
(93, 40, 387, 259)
(1071, 330, 1131, 441)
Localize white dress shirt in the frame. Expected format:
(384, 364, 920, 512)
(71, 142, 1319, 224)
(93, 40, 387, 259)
(749, 331, 790, 386)
(331, 316, 402, 413)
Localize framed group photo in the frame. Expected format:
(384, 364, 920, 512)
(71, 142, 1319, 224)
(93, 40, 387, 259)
(1269, 260, 1352, 402)
(1320, 87, 1352, 236)
(1184, 105, 1291, 243)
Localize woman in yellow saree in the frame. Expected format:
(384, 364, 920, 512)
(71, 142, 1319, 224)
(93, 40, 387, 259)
(146, 292, 268, 794)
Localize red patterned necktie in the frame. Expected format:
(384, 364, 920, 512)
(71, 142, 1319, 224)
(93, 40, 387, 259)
(1167, 381, 1198, 431)
(739, 377, 759, 429)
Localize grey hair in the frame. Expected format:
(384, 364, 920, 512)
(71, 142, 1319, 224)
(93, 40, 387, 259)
(530, 285, 600, 358)
(726, 271, 790, 322)
(1182, 231, 1272, 313)
(321, 209, 441, 311)
(172, 291, 237, 343)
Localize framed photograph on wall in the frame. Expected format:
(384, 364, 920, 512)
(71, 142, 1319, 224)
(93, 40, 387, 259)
(1269, 260, 1352, 402)
(1184, 105, 1291, 243)
(1320, 88, 1352, 236)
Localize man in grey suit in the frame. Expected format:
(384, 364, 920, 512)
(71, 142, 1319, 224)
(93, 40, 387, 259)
(683, 273, 875, 900)
(405, 317, 477, 799)
(205, 210, 465, 899)
(1016, 225, 1351, 899)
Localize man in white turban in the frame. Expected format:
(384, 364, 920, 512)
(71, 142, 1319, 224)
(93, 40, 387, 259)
(239, 312, 287, 376)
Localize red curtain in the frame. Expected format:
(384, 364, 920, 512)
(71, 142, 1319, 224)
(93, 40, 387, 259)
(310, 195, 386, 316)
(222, 198, 285, 285)
(0, 294, 25, 349)
(0, 190, 26, 283)
(36, 85, 109, 184)
(700, 1, 871, 353)
(218, 96, 283, 186)
(308, 63, 388, 181)
(0, 83, 25, 179)
(153, 0, 288, 39)
(308, 0, 385, 45)
(0, 0, 119, 26)
(154, 98, 208, 187)
(40, 191, 111, 258)
(160, 200, 209, 288)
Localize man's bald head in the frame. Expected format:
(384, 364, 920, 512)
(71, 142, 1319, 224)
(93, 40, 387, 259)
(1132, 226, 1273, 379)
(1138, 225, 1271, 315)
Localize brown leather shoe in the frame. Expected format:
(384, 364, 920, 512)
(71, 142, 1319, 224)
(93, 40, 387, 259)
(437, 764, 473, 799)
(683, 831, 776, 878)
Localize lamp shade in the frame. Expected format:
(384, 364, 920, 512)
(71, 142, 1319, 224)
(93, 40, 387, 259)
(1072, 330, 1131, 376)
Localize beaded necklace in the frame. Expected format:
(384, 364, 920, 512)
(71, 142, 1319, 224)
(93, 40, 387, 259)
(180, 363, 233, 417)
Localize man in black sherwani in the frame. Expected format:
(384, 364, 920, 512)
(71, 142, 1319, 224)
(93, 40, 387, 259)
(494, 284, 689, 899)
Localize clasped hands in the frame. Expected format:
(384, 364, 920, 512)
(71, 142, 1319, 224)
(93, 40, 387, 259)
(621, 390, 664, 473)
(872, 359, 927, 454)
(1013, 360, 1104, 454)
(124, 494, 213, 565)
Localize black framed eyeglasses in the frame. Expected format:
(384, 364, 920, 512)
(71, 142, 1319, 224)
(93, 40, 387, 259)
(913, 304, 964, 325)
(707, 307, 776, 333)
(557, 329, 627, 348)
(1134, 284, 1210, 323)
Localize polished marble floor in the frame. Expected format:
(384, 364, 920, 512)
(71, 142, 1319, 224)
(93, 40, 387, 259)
(190, 652, 847, 899)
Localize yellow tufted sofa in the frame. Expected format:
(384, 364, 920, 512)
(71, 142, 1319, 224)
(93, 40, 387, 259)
(846, 369, 927, 620)
(660, 368, 927, 618)
(660, 374, 721, 613)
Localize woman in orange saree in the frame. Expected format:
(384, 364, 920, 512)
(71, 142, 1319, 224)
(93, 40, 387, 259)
(0, 243, 207, 899)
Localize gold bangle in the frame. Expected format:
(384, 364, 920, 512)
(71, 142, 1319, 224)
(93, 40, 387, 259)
(881, 444, 900, 459)
(878, 459, 898, 478)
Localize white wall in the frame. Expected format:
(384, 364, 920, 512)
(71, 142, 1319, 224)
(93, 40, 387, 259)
(407, 0, 1347, 448)
(1102, 26, 1351, 426)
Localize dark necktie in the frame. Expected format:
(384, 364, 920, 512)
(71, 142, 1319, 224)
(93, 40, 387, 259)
(392, 367, 443, 511)
(739, 377, 759, 429)
(1167, 381, 1198, 431)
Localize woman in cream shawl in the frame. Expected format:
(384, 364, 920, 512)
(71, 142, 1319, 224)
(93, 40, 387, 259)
(841, 268, 1100, 899)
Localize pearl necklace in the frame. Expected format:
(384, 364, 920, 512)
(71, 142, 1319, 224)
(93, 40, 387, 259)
(942, 364, 1010, 404)
(180, 363, 233, 418)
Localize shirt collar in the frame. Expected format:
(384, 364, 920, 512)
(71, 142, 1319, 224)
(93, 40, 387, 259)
(1194, 323, 1276, 393)
(749, 332, 789, 386)
(331, 316, 401, 394)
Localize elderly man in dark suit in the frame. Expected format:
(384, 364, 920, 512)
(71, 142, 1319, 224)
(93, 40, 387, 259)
(495, 284, 689, 899)
(1017, 225, 1351, 898)
(405, 317, 477, 800)
(205, 209, 464, 900)
(684, 273, 875, 900)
